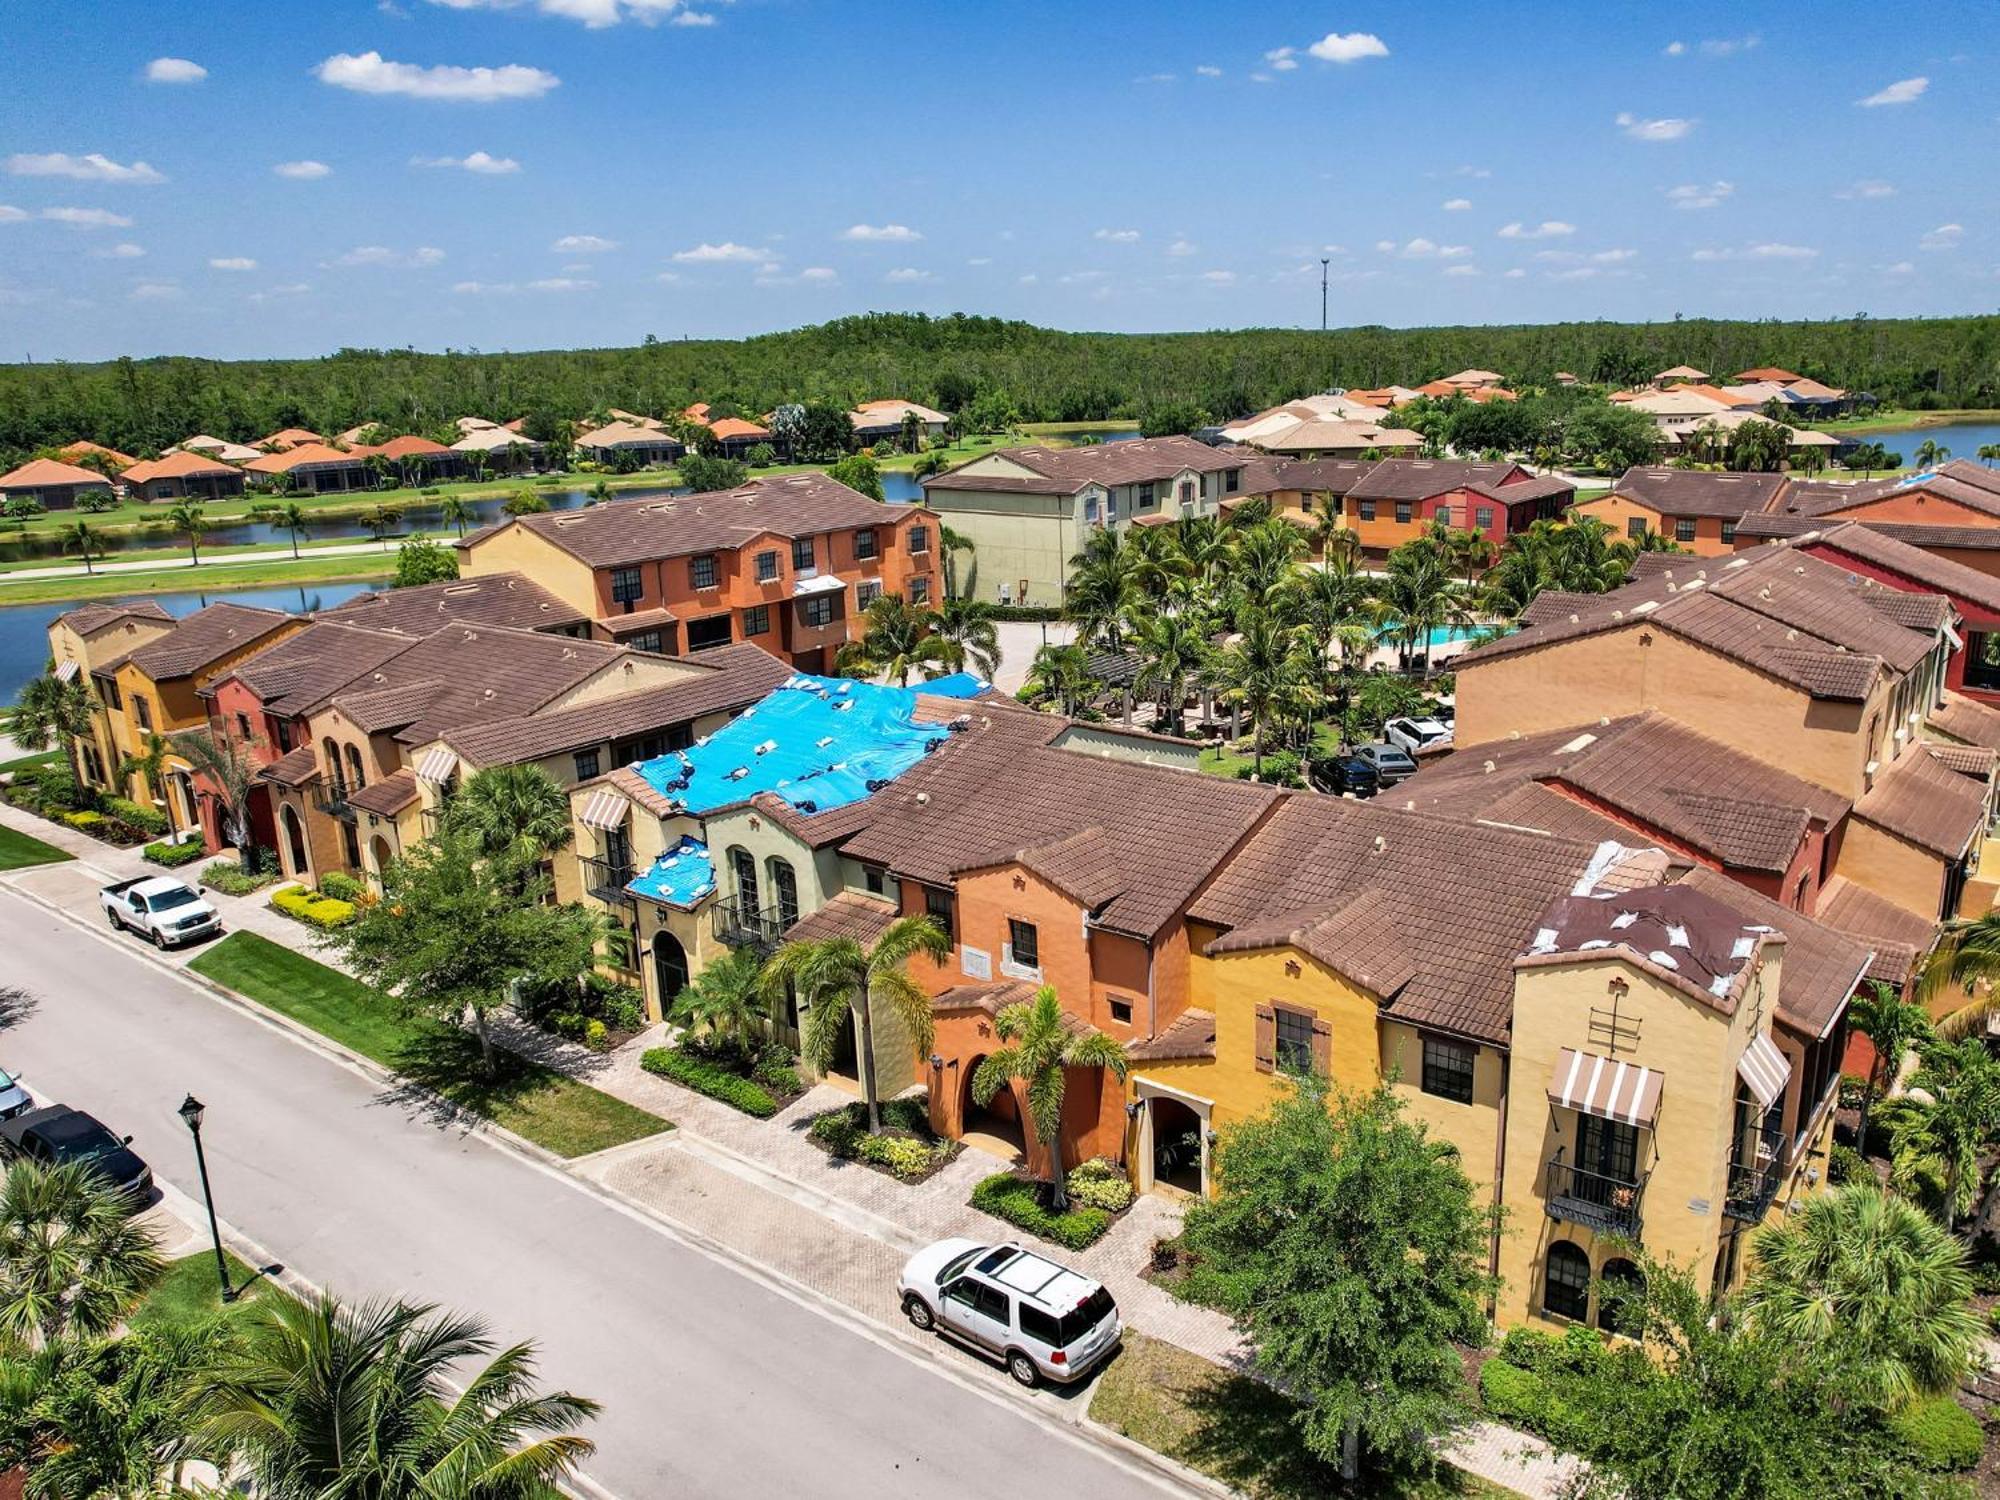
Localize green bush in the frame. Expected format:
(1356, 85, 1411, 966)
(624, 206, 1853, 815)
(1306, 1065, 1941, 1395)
(750, 1044, 801, 1094)
(860, 1135, 935, 1177)
(807, 1100, 953, 1180)
(59, 809, 106, 831)
(201, 861, 276, 896)
(316, 871, 363, 902)
(641, 1047, 779, 1118)
(988, 605, 1063, 622)
(970, 1172, 1113, 1250)
(809, 1105, 860, 1153)
(105, 796, 167, 836)
(1232, 750, 1304, 788)
(1827, 1141, 1868, 1186)
(143, 839, 205, 867)
(1479, 1360, 1549, 1426)
(583, 1018, 608, 1050)
(269, 883, 357, 929)
(1066, 1156, 1134, 1212)
(1889, 1396, 1983, 1471)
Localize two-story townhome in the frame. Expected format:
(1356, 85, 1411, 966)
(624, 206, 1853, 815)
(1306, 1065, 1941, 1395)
(921, 436, 1250, 607)
(1217, 458, 1375, 542)
(458, 474, 937, 673)
(1736, 463, 2000, 583)
(1574, 467, 1791, 556)
(1339, 458, 1574, 555)
(44, 602, 174, 790)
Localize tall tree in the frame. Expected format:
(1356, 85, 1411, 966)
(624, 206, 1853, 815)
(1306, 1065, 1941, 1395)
(1129, 609, 1208, 735)
(442, 764, 574, 867)
(392, 533, 459, 587)
(937, 522, 975, 599)
(118, 731, 177, 832)
(165, 501, 208, 565)
(971, 986, 1128, 1210)
(931, 595, 1001, 680)
(1211, 612, 1317, 776)
(274, 500, 310, 559)
(438, 495, 473, 537)
(665, 947, 769, 1051)
(170, 726, 261, 869)
(60, 520, 99, 576)
(1023, 642, 1093, 717)
(1877, 1035, 2000, 1225)
(10, 673, 96, 784)
(0, 1161, 166, 1349)
(835, 593, 952, 685)
(1846, 981, 1932, 1153)
(1063, 528, 1142, 650)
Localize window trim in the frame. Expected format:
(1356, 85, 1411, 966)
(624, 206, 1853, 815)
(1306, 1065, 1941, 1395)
(690, 553, 719, 591)
(801, 594, 834, 629)
(755, 549, 780, 583)
(854, 528, 879, 561)
(572, 748, 601, 782)
(1544, 1242, 1592, 1322)
(1420, 1033, 1477, 1104)
(742, 604, 770, 637)
(1005, 917, 1040, 975)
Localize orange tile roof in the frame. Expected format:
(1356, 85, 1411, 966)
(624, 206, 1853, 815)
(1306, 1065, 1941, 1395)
(707, 417, 770, 441)
(242, 442, 370, 474)
(257, 427, 324, 449)
(57, 441, 137, 469)
(0, 457, 113, 489)
(121, 450, 240, 483)
(361, 435, 453, 459)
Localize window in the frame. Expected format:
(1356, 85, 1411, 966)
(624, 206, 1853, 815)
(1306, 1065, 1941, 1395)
(690, 554, 719, 590)
(1109, 997, 1133, 1024)
(1084, 496, 1100, 524)
(1007, 918, 1039, 971)
(1627, 516, 1648, 539)
(573, 749, 600, 782)
(863, 863, 887, 896)
(770, 858, 799, 928)
(1577, 1113, 1639, 1184)
(1435, 505, 1450, 527)
(792, 535, 816, 571)
(1358, 500, 1377, 522)
(802, 595, 835, 629)
(1394, 501, 1413, 525)
(1675, 518, 1697, 544)
(1275, 1007, 1315, 1073)
(274, 719, 293, 753)
(908, 525, 929, 555)
(755, 550, 779, 583)
(730, 846, 759, 911)
(909, 576, 931, 605)
(628, 630, 664, 654)
(1019, 1306, 1061, 1346)
(1178, 480, 1195, 506)
(1421, 1035, 1476, 1104)
(854, 528, 878, 561)
(1137, 482, 1155, 509)
(101, 678, 121, 710)
(1224, 469, 1240, 495)
(1721, 520, 1737, 544)
(686, 615, 733, 652)
(1597, 1258, 1643, 1335)
(133, 695, 153, 731)
(1544, 1242, 1591, 1321)
(742, 605, 770, 637)
(925, 885, 955, 942)
(856, 579, 883, 610)
(610, 566, 644, 606)
(1475, 506, 1494, 529)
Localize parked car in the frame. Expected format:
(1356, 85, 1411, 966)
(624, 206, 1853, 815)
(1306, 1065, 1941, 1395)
(1353, 742, 1420, 784)
(0, 1068, 32, 1121)
(0, 1105, 153, 1204)
(1310, 754, 1381, 798)
(899, 1238, 1121, 1387)
(100, 876, 221, 949)
(1384, 716, 1455, 757)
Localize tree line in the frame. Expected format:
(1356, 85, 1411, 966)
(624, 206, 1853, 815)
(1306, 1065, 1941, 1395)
(3, 310, 1995, 466)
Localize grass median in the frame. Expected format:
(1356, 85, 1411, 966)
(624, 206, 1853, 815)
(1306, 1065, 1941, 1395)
(0, 822, 73, 871)
(189, 931, 670, 1157)
(132, 1249, 295, 1334)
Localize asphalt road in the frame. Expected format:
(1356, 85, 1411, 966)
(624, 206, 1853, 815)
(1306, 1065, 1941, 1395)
(0, 889, 1180, 1499)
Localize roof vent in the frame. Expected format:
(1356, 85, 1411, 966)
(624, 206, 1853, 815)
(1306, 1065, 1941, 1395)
(916, 791, 930, 805)
(1372, 835, 1386, 853)
(483, 688, 495, 698)
(1483, 759, 1496, 773)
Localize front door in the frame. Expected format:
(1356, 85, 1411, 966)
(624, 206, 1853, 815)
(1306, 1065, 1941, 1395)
(939, 1278, 1012, 1352)
(652, 930, 690, 1007)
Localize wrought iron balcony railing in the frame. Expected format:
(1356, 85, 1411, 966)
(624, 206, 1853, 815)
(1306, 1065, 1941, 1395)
(1544, 1149, 1648, 1239)
(580, 855, 636, 904)
(712, 898, 788, 949)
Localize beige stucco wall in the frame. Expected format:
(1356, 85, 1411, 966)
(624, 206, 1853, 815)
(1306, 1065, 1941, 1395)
(1834, 816, 1948, 922)
(1382, 1021, 1508, 1199)
(459, 524, 600, 617)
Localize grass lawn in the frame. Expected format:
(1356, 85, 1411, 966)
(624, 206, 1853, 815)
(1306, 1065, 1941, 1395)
(0, 530, 402, 577)
(0, 822, 73, 870)
(1811, 407, 2000, 435)
(0, 554, 391, 608)
(130, 1249, 294, 1334)
(1090, 1333, 1505, 1499)
(0, 749, 63, 776)
(189, 932, 669, 1158)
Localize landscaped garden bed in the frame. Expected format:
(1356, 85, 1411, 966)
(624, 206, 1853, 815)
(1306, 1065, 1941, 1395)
(806, 1095, 960, 1183)
(970, 1167, 1125, 1250)
(2, 764, 165, 846)
(519, 970, 648, 1053)
(142, 837, 206, 867)
(641, 1038, 802, 1117)
(269, 881, 358, 929)
(200, 858, 279, 896)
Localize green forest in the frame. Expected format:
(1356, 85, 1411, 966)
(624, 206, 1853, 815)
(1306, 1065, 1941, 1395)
(2, 311, 1996, 463)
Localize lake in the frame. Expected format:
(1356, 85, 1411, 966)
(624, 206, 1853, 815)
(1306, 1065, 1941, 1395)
(1851, 418, 2000, 466)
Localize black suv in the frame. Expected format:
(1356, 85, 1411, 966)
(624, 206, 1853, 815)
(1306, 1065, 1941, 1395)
(1310, 754, 1381, 798)
(0, 1106, 153, 1205)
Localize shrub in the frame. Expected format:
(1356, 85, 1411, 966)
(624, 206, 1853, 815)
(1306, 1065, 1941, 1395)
(807, 1100, 953, 1180)
(316, 870, 363, 902)
(1827, 1141, 1868, 1186)
(583, 1018, 608, 1050)
(862, 1135, 935, 1177)
(970, 1172, 1113, 1250)
(1232, 749, 1303, 787)
(269, 883, 356, 929)
(201, 861, 276, 896)
(1066, 1157, 1134, 1212)
(1889, 1396, 1983, 1471)
(105, 796, 167, 836)
(33, 767, 86, 813)
(1479, 1360, 1548, 1426)
(59, 809, 106, 831)
(751, 1044, 801, 1095)
(809, 1105, 860, 1152)
(143, 839, 205, 867)
(641, 1046, 779, 1117)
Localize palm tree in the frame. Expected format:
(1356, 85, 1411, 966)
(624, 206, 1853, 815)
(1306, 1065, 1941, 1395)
(1743, 1185, 1981, 1407)
(1847, 981, 1932, 1153)
(1914, 438, 1951, 470)
(1378, 539, 1473, 675)
(171, 726, 261, 870)
(1063, 529, 1142, 650)
(1225, 517, 1308, 626)
(165, 501, 208, 565)
(439, 495, 474, 537)
(835, 593, 952, 686)
(761, 915, 949, 1134)
(0, 1161, 166, 1348)
(60, 520, 100, 576)
(199, 1293, 598, 1498)
(365, 502, 400, 550)
(1978, 443, 2000, 468)
(666, 947, 769, 1052)
(590, 478, 611, 506)
(1918, 909, 2000, 1039)
(118, 731, 177, 832)
(10, 672, 96, 783)
(932, 595, 1001, 680)
(275, 500, 310, 558)
(504, 488, 549, 517)
(1023, 642, 1093, 717)
(1879, 1036, 2000, 1226)
(1212, 611, 1318, 777)
(1446, 525, 1499, 585)
(1129, 609, 1207, 735)
(938, 523, 975, 599)
(443, 764, 574, 865)
(971, 986, 1129, 1210)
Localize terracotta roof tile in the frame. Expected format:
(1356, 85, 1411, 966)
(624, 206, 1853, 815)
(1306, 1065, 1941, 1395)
(924, 436, 1243, 496)
(1930, 693, 2000, 751)
(256, 743, 322, 788)
(347, 769, 419, 817)
(1853, 751, 1989, 858)
(1608, 466, 1790, 520)
(53, 601, 172, 635)
(1126, 1008, 1217, 1062)
(1815, 875, 1937, 988)
(781, 890, 898, 947)
(324, 572, 588, 636)
(124, 603, 295, 682)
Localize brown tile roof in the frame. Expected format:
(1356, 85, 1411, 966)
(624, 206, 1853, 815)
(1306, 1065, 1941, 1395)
(1930, 693, 2000, 750)
(1783, 472, 2000, 522)
(604, 765, 677, 818)
(1791, 522, 2000, 617)
(124, 603, 295, 683)
(1473, 781, 1667, 852)
(1926, 742, 1998, 778)
(1853, 751, 1989, 858)
(932, 980, 1040, 1018)
(256, 743, 322, 788)
(53, 601, 172, 635)
(57, 440, 137, 469)
(1126, 1008, 1217, 1062)
(1209, 889, 1419, 996)
(1676, 867, 1873, 1039)
(1608, 467, 1790, 520)
(1816, 875, 1937, 988)
(602, 608, 680, 636)
(1233, 457, 1375, 499)
(1348, 458, 1572, 507)
(492, 474, 911, 569)
(0, 457, 114, 490)
(1519, 883, 1769, 1014)
(924, 435, 1244, 495)
(1259, 420, 1425, 454)
(204, 620, 412, 717)
(781, 890, 898, 947)
(324, 572, 589, 636)
(347, 768, 419, 817)
(746, 789, 882, 849)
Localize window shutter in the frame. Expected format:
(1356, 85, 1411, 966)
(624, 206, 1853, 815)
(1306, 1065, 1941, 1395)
(1254, 1003, 1276, 1073)
(1310, 1015, 1333, 1077)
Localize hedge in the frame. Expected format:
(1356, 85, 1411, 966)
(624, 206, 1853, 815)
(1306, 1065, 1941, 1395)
(1889, 1396, 1983, 1471)
(317, 871, 364, 902)
(988, 605, 1063, 623)
(807, 1101, 955, 1180)
(1478, 1360, 1548, 1426)
(269, 883, 357, 929)
(201, 862, 277, 896)
(105, 797, 168, 837)
(640, 1047, 779, 1117)
(143, 839, 206, 868)
(970, 1171, 1113, 1250)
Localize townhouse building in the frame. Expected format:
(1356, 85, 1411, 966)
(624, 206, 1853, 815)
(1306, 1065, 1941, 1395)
(458, 473, 936, 673)
(1738, 461, 2000, 581)
(1338, 458, 1573, 554)
(44, 602, 174, 788)
(1574, 467, 1791, 556)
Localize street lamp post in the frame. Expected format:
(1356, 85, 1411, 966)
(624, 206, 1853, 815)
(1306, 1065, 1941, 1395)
(177, 1094, 233, 1303)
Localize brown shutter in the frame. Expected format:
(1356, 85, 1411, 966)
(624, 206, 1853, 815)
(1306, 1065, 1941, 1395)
(1254, 1003, 1276, 1073)
(1310, 1014, 1333, 1077)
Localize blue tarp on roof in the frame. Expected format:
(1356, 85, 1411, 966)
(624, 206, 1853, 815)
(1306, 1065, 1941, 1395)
(914, 671, 987, 700)
(625, 835, 717, 909)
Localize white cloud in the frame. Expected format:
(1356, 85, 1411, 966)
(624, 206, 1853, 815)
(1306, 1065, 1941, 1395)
(1548, 267, 1601, 282)
(1166, 238, 1196, 257)
(553, 233, 617, 253)
(654, 271, 682, 285)
(314, 51, 560, 103)
(6, 152, 165, 184)
(671, 241, 769, 263)
(842, 223, 922, 242)
(1664, 40, 1686, 56)
(884, 267, 933, 283)
(248, 282, 311, 302)
(1699, 35, 1759, 57)
(1615, 112, 1695, 141)
(965, 257, 992, 267)
(1858, 76, 1927, 107)
(1666, 180, 1733, 210)
(452, 280, 513, 294)
(1195, 65, 1222, 78)
(1502, 267, 1526, 278)
(330, 244, 445, 267)
(1497, 220, 1575, 240)
(1017, 273, 1039, 285)
(1443, 264, 1479, 278)
(671, 9, 716, 24)
(90, 242, 145, 259)
(799, 266, 837, 282)
(527, 276, 593, 291)
(1200, 269, 1236, 284)
(274, 160, 330, 180)
(1134, 72, 1176, 84)
(1921, 223, 1964, 250)
(1263, 46, 1298, 71)
(208, 256, 257, 271)
(41, 207, 132, 229)
(425, 0, 717, 27)
(146, 57, 207, 84)
(1058, 270, 1107, 284)
(1381, 237, 1470, 259)
(413, 150, 521, 174)
(1248, 72, 1274, 84)
(1692, 242, 1818, 262)
(1836, 179, 1896, 200)
(1306, 31, 1389, 63)
(1456, 165, 1491, 179)
(129, 282, 182, 301)
(0, 205, 26, 223)
(1534, 247, 1636, 265)
(1442, 198, 1472, 211)
(1094, 228, 1140, 243)
(1885, 261, 1916, 275)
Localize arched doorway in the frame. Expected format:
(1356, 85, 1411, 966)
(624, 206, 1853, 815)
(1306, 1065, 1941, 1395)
(959, 1056, 1025, 1162)
(1597, 1257, 1643, 1334)
(652, 930, 690, 1010)
(1148, 1095, 1204, 1193)
(280, 805, 308, 877)
(368, 836, 393, 893)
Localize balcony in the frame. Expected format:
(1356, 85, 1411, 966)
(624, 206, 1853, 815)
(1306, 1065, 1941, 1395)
(1724, 1134, 1786, 1222)
(712, 898, 788, 949)
(580, 855, 636, 905)
(1544, 1149, 1648, 1239)
(312, 787, 357, 823)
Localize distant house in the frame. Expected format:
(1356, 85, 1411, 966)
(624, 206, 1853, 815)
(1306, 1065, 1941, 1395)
(1342, 458, 1573, 552)
(1257, 419, 1426, 459)
(242, 442, 378, 494)
(352, 434, 466, 484)
(574, 420, 685, 468)
(120, 450, 247, 502)
(707, 417, 775, 460)
(255, 427, 325, 451)
(1735, 367, 1806, 385)
(1218, 394, 1392, 447)
(450, 425, 545, 473)
(850, 399, 949, 444)
(1651, 365, 1710, 387)
(1575, 467, 1791, 556)
(57, 441, 137, 472)
(0, 457, 114, 511)
(174, 434, 264, 463)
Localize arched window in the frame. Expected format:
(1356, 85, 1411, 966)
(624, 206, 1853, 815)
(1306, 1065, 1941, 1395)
(280, 805, 309, 876)
(1544, 1241, 1591, 1322)
(344, 744, 366, 792)
(769, 857, 799, 928)
(729, 847, 759, 913)
(322, 737, 345, 794)
(1597, 1258, 1643, 1334)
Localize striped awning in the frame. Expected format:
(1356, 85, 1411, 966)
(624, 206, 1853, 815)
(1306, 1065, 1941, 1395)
(414, 745, 457, 784)
(53, 661, 78, 682)
(1737, 1033, 1793, 1111)
(577, 788, 630, 831)
(1547, 1047, 1663, 1128)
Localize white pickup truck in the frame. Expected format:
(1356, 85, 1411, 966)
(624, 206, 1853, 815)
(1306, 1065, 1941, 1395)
(100, 876, 222, 949)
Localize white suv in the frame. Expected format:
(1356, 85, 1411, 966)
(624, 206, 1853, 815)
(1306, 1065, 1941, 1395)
(898, 1238, 1121, 1386)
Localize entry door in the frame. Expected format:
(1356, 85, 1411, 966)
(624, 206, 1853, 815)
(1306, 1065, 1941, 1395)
(939, 1279, 1011, 1352)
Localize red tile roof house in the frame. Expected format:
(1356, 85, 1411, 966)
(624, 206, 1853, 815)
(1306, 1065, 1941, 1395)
(119, 449, 247, 502)
(0, 458, 114, 511)
(1341, 457, 1574, 555)
(349, 434, 468, 485)
(241, 442, 379, 494)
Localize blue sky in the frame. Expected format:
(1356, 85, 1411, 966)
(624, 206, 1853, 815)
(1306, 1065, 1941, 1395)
(0, 0, 1992, 361)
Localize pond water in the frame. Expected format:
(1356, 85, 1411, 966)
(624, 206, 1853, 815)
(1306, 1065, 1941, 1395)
(1856, 419, 2000, 467)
